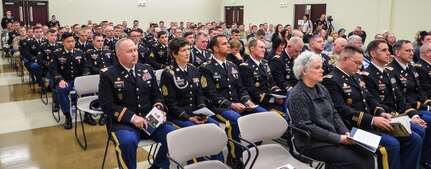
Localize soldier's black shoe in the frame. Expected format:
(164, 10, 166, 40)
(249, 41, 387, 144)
(226, 156, 243, 169)
(148, 165, 160, 169)
(98, 114, 107, 126)
(64, 114, 73, 130)
(52, 102, 59, 112)
(83, 113, 97, 126)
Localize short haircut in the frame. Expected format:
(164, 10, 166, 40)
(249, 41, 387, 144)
(229, 39, 242, 49)
(208, 34, 227, 51)
(293, 51, 323, 80)
(128, 29, 141, 36)
(393, 40, 411, 53)
(61, 32, 74, 41)
(157, 31, 167, 38)
(195, 32, 208, 39)
(347, 35, 362, 44)
(341, 45, 364, 57)
(33, 26, 42, 31)
(248, 38, 264, 51)
(48, 28, 57, 34)
(183, 31, 194, 38)
(115, 38, 132, 53)
(309, 35, 322, 43)
(168, 37, 190, 56)
(93, 33, 104, 40)
(231, 28, 240, 34)
(208, 28, 217, 34)
(290, 30, 303, 37)
(257, 29, 265, 36)
(366, 40, 387, 54)
(288, 37, 304, 48)
(72, 24, 80, 28)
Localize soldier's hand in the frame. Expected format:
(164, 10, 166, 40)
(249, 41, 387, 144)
(230, 103, 245, 113)
(59, 80, 68, 89)
(245, 100, 255, 108)
(132, 115, 148, 129)
(189, 116, 205, 125)
(274, 98, 284, 105)
(373, 116, 394, 131)
(411, 117, 427, 129)
(380, 112, 393, 120)
(339, 133, 354, 145)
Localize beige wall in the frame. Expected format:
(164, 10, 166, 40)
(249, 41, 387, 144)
(221, 0, 427, 44)
(48, 0, 220, 27)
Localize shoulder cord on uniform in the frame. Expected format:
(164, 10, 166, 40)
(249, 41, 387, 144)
(169, 69, 189, 89)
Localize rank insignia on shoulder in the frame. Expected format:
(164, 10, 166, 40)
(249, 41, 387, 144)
(239, 63, 248, 66)
(359, 71, 369, 76)
(414, 64, 422, 67)
(385, 66, 394, 71)
(323, 74, 333, 78)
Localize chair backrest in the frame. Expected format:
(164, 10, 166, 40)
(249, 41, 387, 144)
(167, 124, 227, 164)
(238, 111, 288, 144)
(74, 74, 100, 96)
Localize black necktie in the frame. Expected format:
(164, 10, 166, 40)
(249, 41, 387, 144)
(222, 62, 227, 72)
(129, 69, 135, 79)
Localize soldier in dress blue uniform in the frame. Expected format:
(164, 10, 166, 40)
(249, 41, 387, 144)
(37, 29, 63, 110)
(1, 11, 14, 29)
(239, 39, 285, 115)
(85, 34, 116, 125)
(49, 33, 90, 129)
(47, 15, 60, 28)
(190, 32, 212, 67)
(144, 24, 158, 47)
(270, 37, 303, 90)
(129, 30, 149, 65)
(23, 26, 46, 92)
(199, 35, 266, 169)
(415, 43, 431, 98)
(323, 45, 422, 169)
(362, 40, 431, 169)
(146, 31, 172, 70)
(98, 38, 175, 169)
(160, 37, 223, 162)
(75, 29, 93, 53)
(103, 26, 117, 55)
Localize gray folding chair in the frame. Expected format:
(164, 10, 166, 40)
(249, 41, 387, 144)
(166, 124, 230, 169)
(237, 111, 293, 169)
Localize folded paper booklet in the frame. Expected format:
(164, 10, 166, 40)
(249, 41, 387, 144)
(245, 104, 259, 110)
(269, 93, 287, 99)
(349, 127, 382, 153)
(142, 107, 166, 136)
(388, 116, 411, 137)
(193, 107, 215, 117)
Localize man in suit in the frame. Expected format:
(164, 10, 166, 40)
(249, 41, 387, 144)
(98, 38, 175, 169)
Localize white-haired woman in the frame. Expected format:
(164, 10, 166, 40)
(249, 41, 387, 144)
(287, 51, 374, 169)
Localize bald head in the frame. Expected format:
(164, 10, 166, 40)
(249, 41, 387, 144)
(334, 38, 348, 54)
(420, 43, 431, 61)
(115, 38, 138, 68)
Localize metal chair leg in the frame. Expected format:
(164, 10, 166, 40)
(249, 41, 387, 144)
(75, 110, 88, 150)
(101, 135, 111, 169)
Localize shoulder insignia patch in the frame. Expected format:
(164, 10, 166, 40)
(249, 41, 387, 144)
(201, 76, 207, 88)
(323, 74, 333, 78)
(162, 85, 168, 96)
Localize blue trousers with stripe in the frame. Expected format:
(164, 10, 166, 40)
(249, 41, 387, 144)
(214, 106, 267, 159)
(57, 80, 74, 115)
(170, 117, 224, 162)
(112, 123, 175, 169)
(416, 111, 431, 164)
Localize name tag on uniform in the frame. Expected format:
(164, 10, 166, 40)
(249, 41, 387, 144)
(114, 81, 124, 88)
(213, 72, 221, 79)
(193, 78, 200, 83)
(176, 78, 185, 86)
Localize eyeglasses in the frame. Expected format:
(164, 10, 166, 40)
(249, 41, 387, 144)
(349, 57, 362, 66)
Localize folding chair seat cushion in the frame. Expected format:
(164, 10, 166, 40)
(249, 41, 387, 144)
(243, 144, 291, 169)
(76, 95, 103, 115)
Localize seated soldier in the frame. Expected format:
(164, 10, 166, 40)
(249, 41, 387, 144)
(49, 33, 93, 129)
(23, 26, 45, 93)
(362, 40, 431, 168)
(322, 45, 422, 169)
(239, 39, 285, 116)
(199, 34, 267, 169)
(75, 28, 93, 53)
(99, 38, 175, 169)
(270, 37, 303, 90)
(189, 32, 212, 67)
(37, 28, 63, 111)
(415, 43, 431, 99)
(147, 31, 171, 70)
(309, 35, 332, 75)
(128, 30, 149, 64)
(12, 27, 26, 77)
(160, 37, 223, 161)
